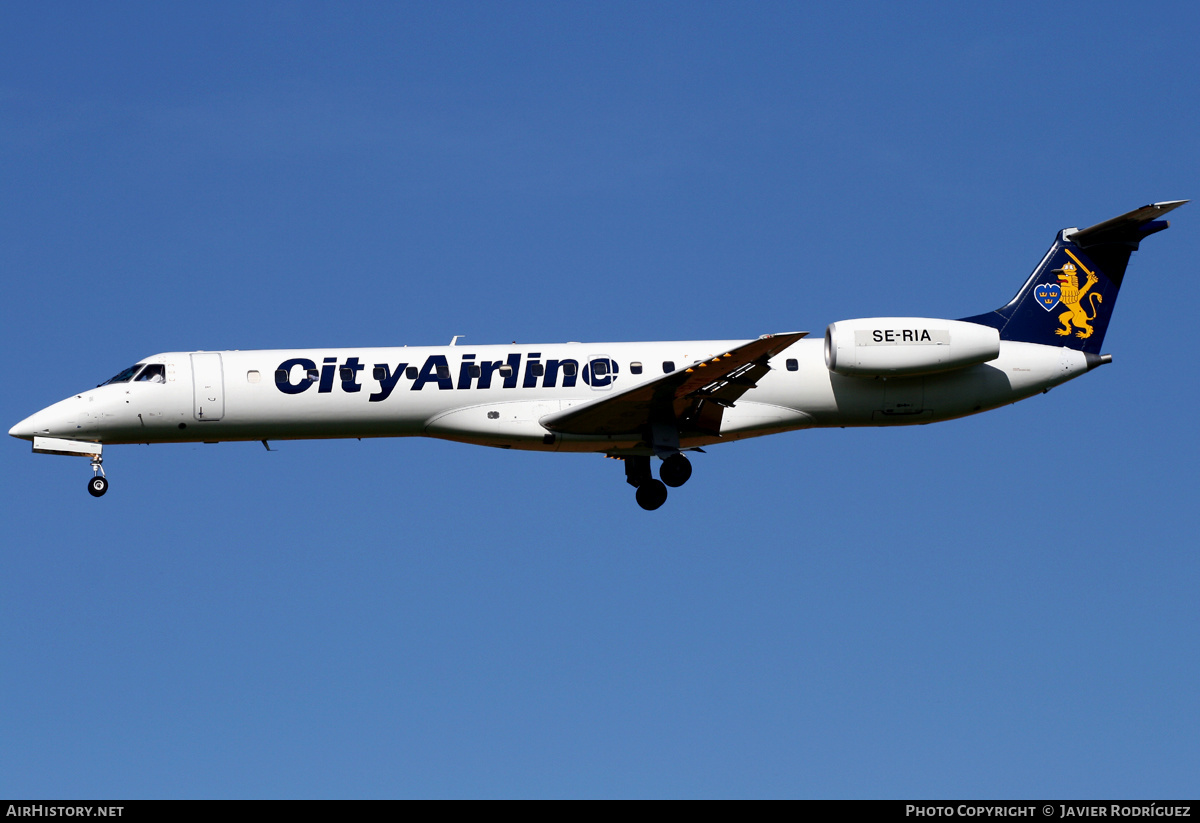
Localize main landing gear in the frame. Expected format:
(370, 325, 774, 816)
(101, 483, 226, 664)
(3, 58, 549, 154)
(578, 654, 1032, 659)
(87, 454, 108, 497)
(624, 453, 693, 510)
(635, 479, 668, 510)
(659, 453, 692, 488)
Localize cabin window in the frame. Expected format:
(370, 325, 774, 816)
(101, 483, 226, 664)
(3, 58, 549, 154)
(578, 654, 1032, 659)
(592, 360, 608, 376)
(135, 364, 167, 384)
(662, 361, 675, 373)
(405, 366, 418, 380)
(306, 368, 320, 382)
(373, 366, 387, 380)
(786, 359, 798, 371)
(563, 362, 577, 377)
(469, 365, 481, 378)
(245, 370, 261, 384)
(275, 369, 288, 383)
(499, 365, 513, 377)
(630, 362, 643, 374)
(487, 410, 500, 419)
(530, 363, 544, 376)
(436, 364, 450, 379)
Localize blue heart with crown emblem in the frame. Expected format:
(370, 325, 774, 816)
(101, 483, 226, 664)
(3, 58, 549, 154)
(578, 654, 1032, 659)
(1034, 283, 1061, 311)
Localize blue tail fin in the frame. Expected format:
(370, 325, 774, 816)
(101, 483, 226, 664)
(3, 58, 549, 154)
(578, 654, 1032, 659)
(961, 201, 1185, 353)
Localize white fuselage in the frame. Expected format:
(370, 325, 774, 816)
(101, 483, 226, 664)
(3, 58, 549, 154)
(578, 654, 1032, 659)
(10, 337, 1093, 454)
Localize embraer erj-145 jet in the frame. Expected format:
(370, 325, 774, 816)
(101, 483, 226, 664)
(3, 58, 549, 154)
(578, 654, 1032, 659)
(10, 201, 1185, 509)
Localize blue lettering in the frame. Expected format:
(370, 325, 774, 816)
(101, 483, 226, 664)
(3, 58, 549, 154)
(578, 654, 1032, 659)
(411, 354, 454, 390)
(340, 357, 364, 392)
(544, 359, 578, 388)
(583, 358, 618, 387)
(523, 353, 542, 388)
(503, 352, 522, 389)
(368, 362, 408, 402)
(277, 350, 593, 397)
(476, 359, 505, 389)
(318, 357, 338, 393)
(457, 355, 476, 390)
(276, 358, 316, 394)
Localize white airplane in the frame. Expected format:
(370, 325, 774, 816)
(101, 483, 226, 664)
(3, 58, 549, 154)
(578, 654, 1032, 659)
(10, 201, 1185, 509)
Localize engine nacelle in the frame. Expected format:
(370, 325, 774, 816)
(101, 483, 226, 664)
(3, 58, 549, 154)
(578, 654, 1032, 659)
(824, 317, 1000, 377)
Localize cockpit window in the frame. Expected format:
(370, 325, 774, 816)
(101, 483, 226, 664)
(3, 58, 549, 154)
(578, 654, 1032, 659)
(135, 364, 166, 383)
(100, 364, 144, 386)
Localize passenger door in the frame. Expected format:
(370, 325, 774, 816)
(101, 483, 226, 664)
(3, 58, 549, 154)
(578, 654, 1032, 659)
(190, 353, 225, 421)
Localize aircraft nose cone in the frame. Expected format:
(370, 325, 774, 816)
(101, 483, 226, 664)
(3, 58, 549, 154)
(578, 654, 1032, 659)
(10, 406, 57, 440)
(10, 393, 91, 440)
(10, 415, 38, 440)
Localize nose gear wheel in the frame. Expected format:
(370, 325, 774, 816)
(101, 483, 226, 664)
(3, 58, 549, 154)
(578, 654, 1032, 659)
(87, 454, 108, 497)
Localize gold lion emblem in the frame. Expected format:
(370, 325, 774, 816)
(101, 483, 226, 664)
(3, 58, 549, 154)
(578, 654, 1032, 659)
(1053, 258, 1103, 339)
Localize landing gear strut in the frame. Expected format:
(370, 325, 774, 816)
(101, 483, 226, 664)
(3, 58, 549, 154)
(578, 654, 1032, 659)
(87, 454, 108, 497)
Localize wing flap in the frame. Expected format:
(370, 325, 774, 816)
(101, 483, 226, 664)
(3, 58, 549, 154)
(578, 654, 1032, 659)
(540, 332, 806, 436)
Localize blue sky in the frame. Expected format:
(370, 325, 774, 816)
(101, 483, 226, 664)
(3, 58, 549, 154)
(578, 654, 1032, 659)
(3, 1, 1199, 798)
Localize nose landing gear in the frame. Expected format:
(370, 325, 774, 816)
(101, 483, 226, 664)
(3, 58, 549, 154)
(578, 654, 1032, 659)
(87, 454, 108, 497)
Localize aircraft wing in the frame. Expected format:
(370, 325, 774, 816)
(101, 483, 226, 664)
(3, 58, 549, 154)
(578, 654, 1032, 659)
(540, 332, 807, 437)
